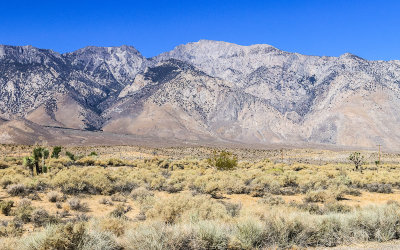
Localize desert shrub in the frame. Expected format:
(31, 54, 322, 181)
(131, 187, 154, 201)
(111, 193, 127, 202)
(94, 217, 127, 237)
(207, 151, 238, 170)
(121, 222, 170, 250)
(191, 177, 222, 198)
(109, 204, 130, 218)
(107, 158, 125, 167)
(76, 157, 96, 166)
(67, 213, 92, 223)
(80, 230, 119, 250)
(0, 201, 13, 215)
(52, 167, 113, 194)
(68, 198, 89, 212)
(235, 218, 265, 249)
(27, 192, 41, 201)
(323, 202, 353, 214)
(146, 193, 229, 223)
(121, 222, 192, 250)
(0, 161, 9, 169)
(56, 202, 62, 209)
(221, 201, 242, 217)
(290, 201, 323, 214)
(0, 201, 13, 216)
(65, 151, 75, 161)
(192, 221, 229, 249)
(164, 176, 186, 193)
(13, 199, 34, 223)
(47, 191, 63, 202)
(258, 195, 285, 206)
(31, 208, 57, 227)
(88, 151, 98, 157)
(0, 221, 23, 237)
(366, 183, 392, 193)
(7, 184, 27, 196)
(20, 223, 87, 250)
(304, 189, 328, 203)
(99, 197, 114, 206)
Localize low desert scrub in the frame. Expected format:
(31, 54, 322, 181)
(99, 197, 114, 206)
(109, 204, 131, 218)
(146, 193, 230, 223)
(0, 201, 14, 216)
(67, 198, 89, 212)
(0, 221, 23, 238)
(31, 208, 58, 227)
(258, 194, 285, 206)
(20, 222, 119, 250)
(130, 187, 154, 201)
(207, 150, 238, 170)
(7, 184, 27, 196)
(0, 161, 9, 169)
(46, 191, 64, 202)
(304, 189, 329, 203)
(365, 183, 393, 193)
(13, 199, 34, 223)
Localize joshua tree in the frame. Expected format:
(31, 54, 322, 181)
(349, 152, 365, 171)
(32, 147, 49, 174)
(51, 146, 62, 159)
(23, 156, 35, 176)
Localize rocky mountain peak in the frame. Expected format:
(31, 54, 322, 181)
(1, 41, 400, 148)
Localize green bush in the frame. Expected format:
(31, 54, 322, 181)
(51, 146, 62, 159)
(13, 199, 34, 223)
(0, 201, 13, 216)
(207, 151, 238, 170)
(66, 151, 75, 161)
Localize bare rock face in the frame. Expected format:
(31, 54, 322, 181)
(1, 41, 400, 148)
(0, 44, 146, 130)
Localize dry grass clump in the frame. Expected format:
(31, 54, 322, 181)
(109, 204, 131, 218)
(20, 222, 118, 250)
(46, 191, 64, 202)
(13, 199, 34, 223)
(258, 194, 285, 206)
(7, 184, 27, 196)
(365, 183, 393, 193)
(130, 187, 154, 201)
(31, 208, 58, 227)
(99, 197, 114, 206)
(67, 198, 89, 212)
(304, 189, 329, 203)
(0, 221, 23, 238)
(0, 201, 14, 216)
(0, 161, 9, 169)
(146, 193, 230, 223)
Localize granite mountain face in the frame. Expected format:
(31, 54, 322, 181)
(1, 41, 400, 148)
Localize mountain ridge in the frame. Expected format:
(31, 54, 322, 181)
(0, 41, 399, 149)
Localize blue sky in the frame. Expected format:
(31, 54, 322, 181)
(0, 0, 399, 60)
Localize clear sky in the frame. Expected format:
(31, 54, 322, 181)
(1, 0, 399, 60)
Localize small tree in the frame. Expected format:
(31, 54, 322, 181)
(349, 152, 364, 171)
(207, 150, 238, 170)
(51, 146, 62, 159)
(23, 156, 35, 176)
(32, 147, 44, 174)
(66, 151, 75, 161)
(31, 147, 49, 174)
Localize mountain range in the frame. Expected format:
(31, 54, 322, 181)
(1, 40, 399, 149)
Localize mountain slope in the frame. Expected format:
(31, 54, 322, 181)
(0, 44, 146, 129)
(1, 41, 400, 148)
